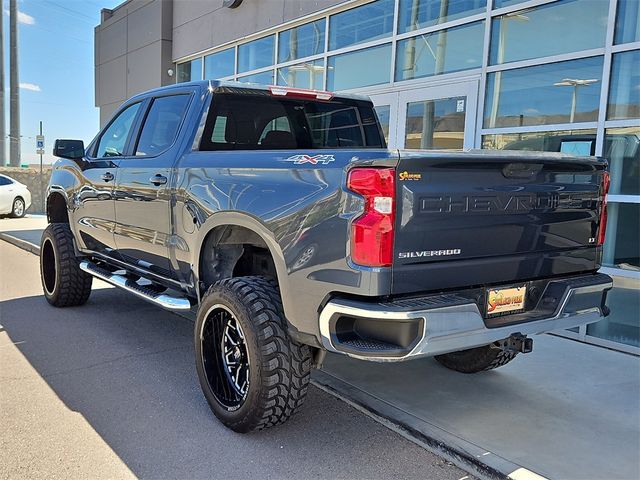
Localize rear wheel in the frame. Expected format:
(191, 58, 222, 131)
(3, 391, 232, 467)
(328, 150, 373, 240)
(195, 276, 311, 433)
(40, 223, 93, 307)
(11, 197, 25, 218)
(435, 344, 518, 373)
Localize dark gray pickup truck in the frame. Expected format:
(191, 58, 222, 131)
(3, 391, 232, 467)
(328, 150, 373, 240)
(42, 81, 612, 432)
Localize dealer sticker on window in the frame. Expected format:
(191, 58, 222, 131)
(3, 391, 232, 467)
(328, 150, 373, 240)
(486, 286, 526, 316)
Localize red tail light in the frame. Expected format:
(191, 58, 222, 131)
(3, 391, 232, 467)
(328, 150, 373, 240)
(347, 168, 395, 267)
(597, 171, 610, 246)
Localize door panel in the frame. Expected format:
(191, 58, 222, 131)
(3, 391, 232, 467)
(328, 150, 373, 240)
(113, 93, 192, 278)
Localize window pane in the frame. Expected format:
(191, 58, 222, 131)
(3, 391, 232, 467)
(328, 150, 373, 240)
(615, 0, 640, 44)
(278, 20, 325, 63)
(238, 71, 274, 85)
(176, 58, 202, 83)
(484, 56, 604, 128)
(328, 44, 392, 91)
(276, 60, 325, 89)
(395, 21, 484, 82)
(490, 0, 609, 65)
(607, 50, 640, 121)
(374, 105, 391, 144)
(482, 129, 597, 152)
(329, 0, 394, 50)
(586, 276, 640, 348)
(95, 103, 141, 158)
(602, 203, 640, 269)
(204, 48, 235, 79)
(238, 36, 274, 73)
(605, 127, 640, 195)
(405, 97, 466, 150)
(135, 95, 191, 156)
(200, 94, 383, 150)
(493, 0, 527, 7)
(398, 0, 486, 33)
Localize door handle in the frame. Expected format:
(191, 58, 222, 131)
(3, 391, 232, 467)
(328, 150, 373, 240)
(149, 174, 168, 186)
(101, 172, 114, 182)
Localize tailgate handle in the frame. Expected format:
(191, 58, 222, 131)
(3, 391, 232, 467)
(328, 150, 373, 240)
(502, 163, 542, 179)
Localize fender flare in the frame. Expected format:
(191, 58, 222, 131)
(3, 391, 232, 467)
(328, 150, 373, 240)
(194, 212, 293, 317)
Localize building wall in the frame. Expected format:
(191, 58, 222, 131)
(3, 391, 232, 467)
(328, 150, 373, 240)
(172, 0, 348, 61)
(95, 0, 174, 127)
(0, 167, 53, 214)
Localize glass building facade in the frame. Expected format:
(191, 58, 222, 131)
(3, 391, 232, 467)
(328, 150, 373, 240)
(176, 0, 640, 353)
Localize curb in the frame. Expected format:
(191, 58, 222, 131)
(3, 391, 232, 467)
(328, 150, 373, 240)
(0, 232, 548, 480)
(0, 232, 40, 256)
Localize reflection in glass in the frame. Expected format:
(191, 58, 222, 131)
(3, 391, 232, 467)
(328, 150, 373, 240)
(493, 0, 527, 7)
(278, 20, 325, 63)
(605, 127, 640, 196)
(586, 276, 639, 347)
(607, 50, 640, 120)
(615, 0, 640, 44)
(490, 0, 608, 65)
(398, 0, 486, 33)
(328, 44, 392, 91)
(404, 97, 466, 150)
(484, 57, 603, 128)
(177, 58, 202, 83)
(395, 21, 484, 81)
(329, 0, 394, 50)
(238, 36, 274, 73)
(204, 48, 235, 79)
(602, 203, 640, 269)
(277, 60, 325, 89)
(238, 70, 274, 85)
(374, 105, 391, 144)
(482, 129, 598, 152)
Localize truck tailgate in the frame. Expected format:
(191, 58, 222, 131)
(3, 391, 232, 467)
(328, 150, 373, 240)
(392, 150, 607, 295)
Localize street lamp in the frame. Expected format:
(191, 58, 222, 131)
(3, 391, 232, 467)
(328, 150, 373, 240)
(553, 78, 599, 123)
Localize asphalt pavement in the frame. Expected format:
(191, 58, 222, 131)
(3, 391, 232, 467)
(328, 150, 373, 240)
(0, 240, 469, 480)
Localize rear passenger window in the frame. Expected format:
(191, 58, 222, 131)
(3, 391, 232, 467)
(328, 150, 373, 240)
(135, 94, 191, 156)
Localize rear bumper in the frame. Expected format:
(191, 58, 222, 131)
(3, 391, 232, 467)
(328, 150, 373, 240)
(318, 273, 612, 362)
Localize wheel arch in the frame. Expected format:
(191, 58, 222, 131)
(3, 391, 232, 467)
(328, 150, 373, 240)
(196, 212, 291, 314)
(46, 190, 69, 223)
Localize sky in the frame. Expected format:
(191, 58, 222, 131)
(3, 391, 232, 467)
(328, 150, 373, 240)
(4, 0, 122, 165)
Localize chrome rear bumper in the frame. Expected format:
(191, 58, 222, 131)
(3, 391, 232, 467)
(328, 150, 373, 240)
(318, 273, 612, 362)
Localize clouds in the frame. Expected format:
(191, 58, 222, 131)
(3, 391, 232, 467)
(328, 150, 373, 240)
(20, 83, 41, 92)
(3, 9, 35, 25)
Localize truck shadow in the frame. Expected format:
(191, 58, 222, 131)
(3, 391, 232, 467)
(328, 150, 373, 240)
(0, 288, 450, 479)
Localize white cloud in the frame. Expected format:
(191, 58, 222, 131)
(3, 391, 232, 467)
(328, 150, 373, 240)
(20, 82, 41, 92)
(3, 9, 35, 25)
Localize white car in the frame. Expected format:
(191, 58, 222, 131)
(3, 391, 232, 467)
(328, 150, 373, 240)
(0, 174, 32, 218)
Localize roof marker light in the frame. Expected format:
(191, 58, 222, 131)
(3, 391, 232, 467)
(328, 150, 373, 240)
(268, 86, 334, 101)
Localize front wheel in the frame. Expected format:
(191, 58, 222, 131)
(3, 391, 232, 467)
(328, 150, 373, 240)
(195, 276, 311, 433)
(40, 223, 93, 307)
(434, 343, 518, 373)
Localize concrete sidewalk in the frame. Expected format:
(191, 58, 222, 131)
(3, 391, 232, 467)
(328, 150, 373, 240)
(2, 217, 638, 480)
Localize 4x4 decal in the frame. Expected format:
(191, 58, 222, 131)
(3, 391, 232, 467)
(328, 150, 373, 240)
(282, 154, 335, 165)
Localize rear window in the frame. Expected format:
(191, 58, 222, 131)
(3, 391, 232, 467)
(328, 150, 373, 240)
(199, 93, 385, 151)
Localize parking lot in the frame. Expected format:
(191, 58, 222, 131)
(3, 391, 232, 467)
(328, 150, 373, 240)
(0, 238, 468, 480)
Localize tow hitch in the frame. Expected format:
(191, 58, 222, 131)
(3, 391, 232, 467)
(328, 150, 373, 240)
(493, 333, 533, 354)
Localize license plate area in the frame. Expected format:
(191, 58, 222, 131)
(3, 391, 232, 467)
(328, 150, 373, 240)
(486, 285, 527, 317)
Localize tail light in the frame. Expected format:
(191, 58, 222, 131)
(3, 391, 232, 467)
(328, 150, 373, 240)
(597, 171, 610, 246)
(347, 168, 395, 267)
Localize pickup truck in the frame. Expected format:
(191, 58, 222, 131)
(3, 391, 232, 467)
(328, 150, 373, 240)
(42, 81, 612, 433)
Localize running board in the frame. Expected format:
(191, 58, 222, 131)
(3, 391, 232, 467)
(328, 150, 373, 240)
(79, 260, 192, 311)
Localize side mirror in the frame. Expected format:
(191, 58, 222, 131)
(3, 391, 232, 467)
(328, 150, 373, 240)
(53, 139, 85, 160)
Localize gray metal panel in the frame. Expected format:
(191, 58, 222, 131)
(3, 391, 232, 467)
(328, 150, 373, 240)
(126, 41, 165, 97)
(172, 11, 215, 61)
(127, 1, 164, 51)
(97, 56, 127, 106)
(282, 0, 348, 22)
(96, 17, 127, 65)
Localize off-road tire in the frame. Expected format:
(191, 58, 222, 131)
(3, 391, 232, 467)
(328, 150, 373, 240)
(435, 344, 518, 373)
(195, 276, 311, 433)
(40, 223, 93, 307)
(11, 197, 25, 218)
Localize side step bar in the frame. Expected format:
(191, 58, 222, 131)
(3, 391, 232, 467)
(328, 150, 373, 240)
(79, 260, 192, 311)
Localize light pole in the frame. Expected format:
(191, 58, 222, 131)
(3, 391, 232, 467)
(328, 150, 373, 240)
(553, 78, 599, 123)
